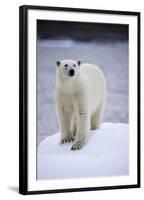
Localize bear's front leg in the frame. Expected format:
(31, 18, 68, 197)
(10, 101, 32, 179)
(56, 93, 75, 144)
(60, 114, 75, 144)
(57, 107, 74, 144)
(71, 112, 90, 150)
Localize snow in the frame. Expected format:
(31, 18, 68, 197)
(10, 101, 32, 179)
(37, 123, 128, 180)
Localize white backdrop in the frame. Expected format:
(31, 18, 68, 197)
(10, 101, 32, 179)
(0, 0, 143, 199)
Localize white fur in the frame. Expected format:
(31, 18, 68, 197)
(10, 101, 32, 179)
(55, 59, 106, 150)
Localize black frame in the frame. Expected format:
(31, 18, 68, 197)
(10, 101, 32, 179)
(19, 5, 141, 195)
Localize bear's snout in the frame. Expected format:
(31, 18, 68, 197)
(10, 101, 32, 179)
(69, 69, 75, 77)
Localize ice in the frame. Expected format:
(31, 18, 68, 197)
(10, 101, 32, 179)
(37, 123, 128, 180)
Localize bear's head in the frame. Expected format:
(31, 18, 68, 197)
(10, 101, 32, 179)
(56, 59, 81, 80)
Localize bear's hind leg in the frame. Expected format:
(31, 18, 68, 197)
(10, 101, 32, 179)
(91, 112, 101, 130)
(71, 114, 77, 138)
(91, 103, 104, 130)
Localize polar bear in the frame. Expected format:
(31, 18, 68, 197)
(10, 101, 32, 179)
(55, 59, 106, 150)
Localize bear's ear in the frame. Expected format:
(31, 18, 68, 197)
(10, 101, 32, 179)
(77, 60, 81, 66)
(56, 61, 61, 67)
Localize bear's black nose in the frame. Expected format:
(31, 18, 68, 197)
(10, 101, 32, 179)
(69, 69, 74, 76)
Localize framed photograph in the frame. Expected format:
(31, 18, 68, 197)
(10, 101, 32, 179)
(19, 5, 140, 195)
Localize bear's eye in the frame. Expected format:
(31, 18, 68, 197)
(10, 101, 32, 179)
(73, 64, 76, 67)
(64, 64, 68, 67)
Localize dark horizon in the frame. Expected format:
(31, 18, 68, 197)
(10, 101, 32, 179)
(37, 20, 128, 41)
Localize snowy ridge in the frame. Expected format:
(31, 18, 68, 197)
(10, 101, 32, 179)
(38, 123, 128, 179)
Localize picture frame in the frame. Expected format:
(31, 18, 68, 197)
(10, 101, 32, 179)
(19, 5, 141, 195)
